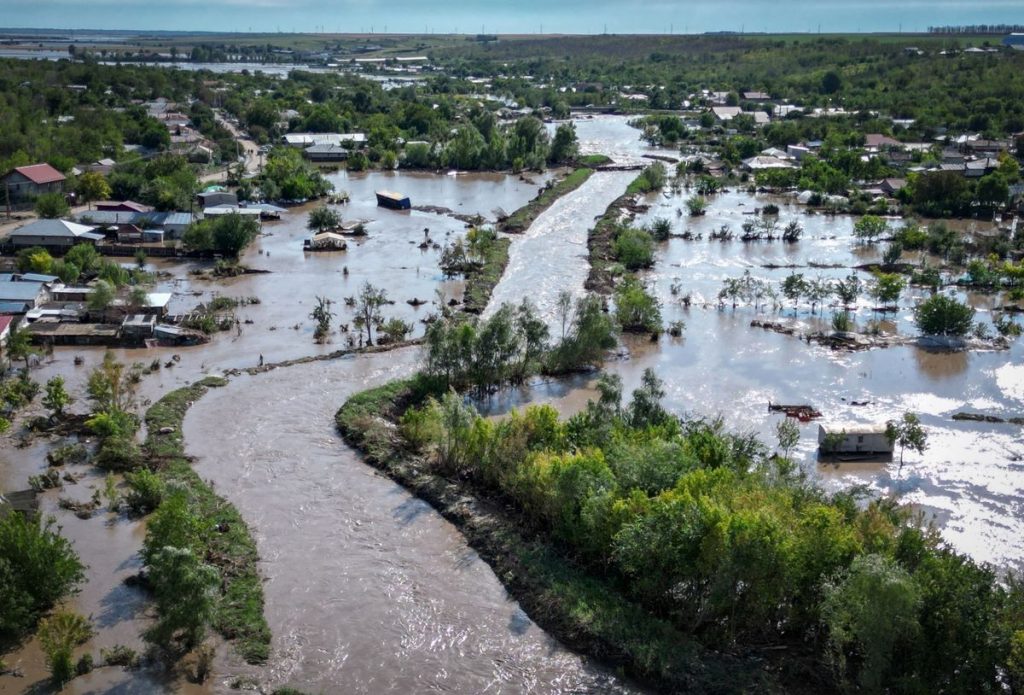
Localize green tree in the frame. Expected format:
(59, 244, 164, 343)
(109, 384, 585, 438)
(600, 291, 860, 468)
(548, 122, 579, 164)
(66, 243, 100, 276)
(16, 246, 54, 274)
(853, 215, 888, 244)
(145, 546, 218, 650)
(309, 295, 335, 342)
(307, 205, 341, 233)
(822, 554, 921, 690)
(776, 418, 800, 459)
(913, 294, 975, 337)
(870, 272, 905, 310)
(886, 412, 928, 468)
(615, 277, 662, 334)
(0, 513, 85, 639)
(976, 173, 1009, 208)
(76, 171, 111, 209)
(833, 273, 862, 308)
(87, 279, 115, 312)
(35, 192, 70, 219)
(42, 376, 72, 418)
(352, 281, 388, 346)
(821, 70, 842, 94)
(781, 272, 808, 310)
(6, 327, 37, 370)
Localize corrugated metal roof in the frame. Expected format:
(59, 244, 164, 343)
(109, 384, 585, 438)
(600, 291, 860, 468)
(0, 282, 45, 302)
(7, 163, 65, 185)
(20, 273, 58, 283)
(10, 219, 96, 238)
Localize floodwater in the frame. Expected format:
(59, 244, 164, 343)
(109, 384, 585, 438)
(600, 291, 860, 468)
(182, 351, 638, 694)
(485, 170, 637, 328)
(497, 169, 1024, 571)
(3, 114, 1022, 692)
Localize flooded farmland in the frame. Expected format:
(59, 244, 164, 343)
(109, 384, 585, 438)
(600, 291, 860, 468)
(2, 114, 1022, 692)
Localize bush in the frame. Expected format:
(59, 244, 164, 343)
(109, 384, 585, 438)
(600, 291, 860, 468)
(35, 192, 70, 219)
(686, 195, 708, 216)
(100, 644, 139, 669)
(94, 435, 143, 471)
(913, 294, 976, 337)
(613, 228, 655, 270)
(648, 218, 672, 242)
(0, 514, 85, 639)
(46, 443, 89, 467)
(38, 611, 92, 686)
(124, 468, 166, 514)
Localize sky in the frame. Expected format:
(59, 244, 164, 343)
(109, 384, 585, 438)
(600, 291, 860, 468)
(1, 0, 1022, 35)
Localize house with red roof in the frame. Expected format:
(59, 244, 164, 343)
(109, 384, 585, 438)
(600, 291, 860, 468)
(0, 163, 67, 206)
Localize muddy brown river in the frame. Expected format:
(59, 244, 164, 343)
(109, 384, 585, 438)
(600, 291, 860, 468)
(2, 115, 1022, 692)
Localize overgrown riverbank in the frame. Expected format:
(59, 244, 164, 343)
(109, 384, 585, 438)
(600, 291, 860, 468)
(461, 235, 510, 314)
(500, 167, 595, 233)
(335, 378, 779, 694)
(144, 377, 270, 664)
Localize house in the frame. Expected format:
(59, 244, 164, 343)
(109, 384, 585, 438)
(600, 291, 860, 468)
(742, 91, 771, 102)
(0, 280, 49, 313)
(965, 139, 1011, 156)
(122, 314, 157, 339)
(707, 91, 731, 106)
(881, 178, 907, 196)
(787, 144, 812, 161)
(96, 201, 153, 213)
(71, 158, 116, 177)
(742, 156, 795, 171)
(304, 144, 349, 162)
(966, 158, 1000, 178)
(864, 134, 901, 152)
(711, 106, 742, 122)
(818, 423, 893, 456)
(283, 133, 366, 148)
(203, 206, 262, 220)
(6, 219, 103, 250)
(1, 164, 66, 205)
(197, 190, 238, 208)
(73, 210, 194, 240)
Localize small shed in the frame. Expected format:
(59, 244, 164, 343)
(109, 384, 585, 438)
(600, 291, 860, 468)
(818, 423, 893, 456)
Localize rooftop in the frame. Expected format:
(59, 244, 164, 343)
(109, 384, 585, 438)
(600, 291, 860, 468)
(6, 163, 66, 185)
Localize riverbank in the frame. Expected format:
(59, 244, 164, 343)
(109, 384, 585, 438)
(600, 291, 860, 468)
(144, 377, 270, 664)
(334, 378, 783, 694)
(500, 167, 595, 233)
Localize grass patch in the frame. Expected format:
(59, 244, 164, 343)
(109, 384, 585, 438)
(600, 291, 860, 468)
(577, 153, 612, 167)
(143, 376, 270, 664)
(500, 167, 594, 233)
(335, 380, 775, 693)
(461, 237, 510, 315)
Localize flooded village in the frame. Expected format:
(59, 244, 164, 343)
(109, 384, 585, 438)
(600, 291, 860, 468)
(1, 27, 1024, 695)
